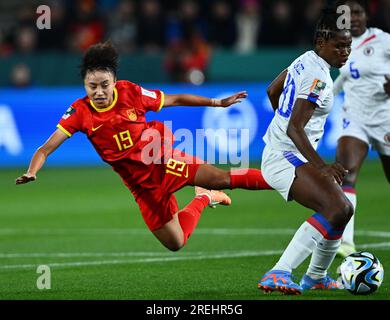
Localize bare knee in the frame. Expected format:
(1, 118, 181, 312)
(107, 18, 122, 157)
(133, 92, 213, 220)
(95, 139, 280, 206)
(153, 221, 185, 252)
(326, 198, 354, 230)
(164, 240, 184, 252)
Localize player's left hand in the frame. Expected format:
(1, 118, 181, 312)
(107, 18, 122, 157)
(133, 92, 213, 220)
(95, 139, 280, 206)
(219, 91, 248, 107)
(384, 75, 390, 95)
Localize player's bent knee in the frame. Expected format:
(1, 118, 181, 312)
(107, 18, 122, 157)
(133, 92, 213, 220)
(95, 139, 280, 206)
(153, 228, 185, 252)
(165, 243, 184, 252)
(328, 198, 354, 229)
(158, 237, 185, 252)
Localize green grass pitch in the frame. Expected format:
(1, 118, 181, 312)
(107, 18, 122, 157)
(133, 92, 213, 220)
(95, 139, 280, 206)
(0, 161, 389, 300)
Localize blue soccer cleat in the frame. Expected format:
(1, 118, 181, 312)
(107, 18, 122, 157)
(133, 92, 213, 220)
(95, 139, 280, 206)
(300, 274, 344, 291)
(258, 270, 302, 295)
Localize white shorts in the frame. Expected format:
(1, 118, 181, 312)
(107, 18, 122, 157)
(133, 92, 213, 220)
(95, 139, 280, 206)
(341, 111, 390, 156)
(261, 144, 307, 201)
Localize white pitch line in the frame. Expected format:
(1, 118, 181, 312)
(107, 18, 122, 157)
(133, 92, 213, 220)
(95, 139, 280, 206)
(0, 252, 173, 258)
(358, 242, 390, 249)
(0, 250, 257, 259)
(0, 228, 390, 237)
(0, 250, 283, 270)
(2, 241, 390, 260)
(0, 228, 297, 236)
(355, 230, 390, 238)
(1, 240, 390, 271)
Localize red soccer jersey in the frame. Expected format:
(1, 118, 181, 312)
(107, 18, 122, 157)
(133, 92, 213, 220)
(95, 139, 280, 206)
(57, 80, 169, 188)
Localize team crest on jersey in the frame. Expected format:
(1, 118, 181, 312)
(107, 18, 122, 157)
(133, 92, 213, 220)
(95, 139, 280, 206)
(62, 106, 75, 120)
(364, 46, 374, 56)
(127, 108, 137, 121)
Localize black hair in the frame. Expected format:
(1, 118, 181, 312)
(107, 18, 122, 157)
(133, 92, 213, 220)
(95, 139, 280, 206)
(334, 0, 369, 13)
(80, 41, 118, 79)
(314, 7, 350, 45)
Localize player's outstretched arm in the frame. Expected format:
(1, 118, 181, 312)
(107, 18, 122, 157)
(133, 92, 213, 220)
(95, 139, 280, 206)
(163, 91, 248, 108)
(267, 69, 287, 111)
(15, 129, 68, 185)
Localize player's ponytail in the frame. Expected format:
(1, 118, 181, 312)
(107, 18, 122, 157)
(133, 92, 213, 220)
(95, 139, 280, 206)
(80, 41, 118, 79)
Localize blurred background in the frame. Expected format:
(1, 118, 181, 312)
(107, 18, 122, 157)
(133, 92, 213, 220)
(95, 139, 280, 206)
(0, 0, 389, 166)
(1, 0, 389, 86)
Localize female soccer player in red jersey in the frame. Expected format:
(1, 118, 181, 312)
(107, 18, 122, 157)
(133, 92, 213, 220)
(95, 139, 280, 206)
(16, 42, 271, 251)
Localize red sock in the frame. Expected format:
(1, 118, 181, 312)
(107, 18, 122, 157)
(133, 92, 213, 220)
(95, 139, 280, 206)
(230, 168, 272, 190)
(178, 195, 209, 245)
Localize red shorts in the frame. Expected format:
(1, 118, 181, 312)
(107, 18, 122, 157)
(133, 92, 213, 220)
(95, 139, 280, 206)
(131, 151, 203, 231)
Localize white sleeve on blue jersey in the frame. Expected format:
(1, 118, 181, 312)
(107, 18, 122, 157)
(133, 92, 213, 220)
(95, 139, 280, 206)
(296, 69, 329, 108)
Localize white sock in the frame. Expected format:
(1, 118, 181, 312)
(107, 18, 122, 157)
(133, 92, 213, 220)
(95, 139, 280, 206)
(273, 221, 324, 273)
(307, 238, 341, 279)
(342, 191, 357, 245)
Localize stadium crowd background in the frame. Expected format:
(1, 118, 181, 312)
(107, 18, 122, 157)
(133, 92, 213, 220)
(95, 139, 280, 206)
(0, 0, 389, 87)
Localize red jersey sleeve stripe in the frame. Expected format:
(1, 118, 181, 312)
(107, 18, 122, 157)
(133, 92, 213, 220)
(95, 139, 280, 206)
(57, 124, 72, 137)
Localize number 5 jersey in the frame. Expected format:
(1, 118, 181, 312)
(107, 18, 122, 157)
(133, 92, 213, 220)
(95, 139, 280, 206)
(334, 28, 390, 126)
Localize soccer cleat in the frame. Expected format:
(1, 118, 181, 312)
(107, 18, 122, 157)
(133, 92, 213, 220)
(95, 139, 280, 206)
(336, 242, 356, 258)
(195, 186, 232, 208)
(300, 274, 344, 291)
(258, 270, 302, 295)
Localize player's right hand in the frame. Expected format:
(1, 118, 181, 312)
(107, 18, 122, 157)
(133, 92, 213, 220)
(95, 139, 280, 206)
(220, 91, 248, 107)
(15, 174, 36, 185)
(319, 163, 348, 185)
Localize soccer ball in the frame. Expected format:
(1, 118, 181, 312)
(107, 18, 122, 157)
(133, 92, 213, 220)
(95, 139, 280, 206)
(338, 251, 384, 295)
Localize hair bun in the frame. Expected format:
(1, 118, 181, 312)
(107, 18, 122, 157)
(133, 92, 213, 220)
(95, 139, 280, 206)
(80, 41, 118, 79)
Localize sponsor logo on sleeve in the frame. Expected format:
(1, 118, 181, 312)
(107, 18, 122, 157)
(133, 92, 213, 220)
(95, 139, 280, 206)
(141, 87, 157, 99)
(62, 106, 76, 120)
